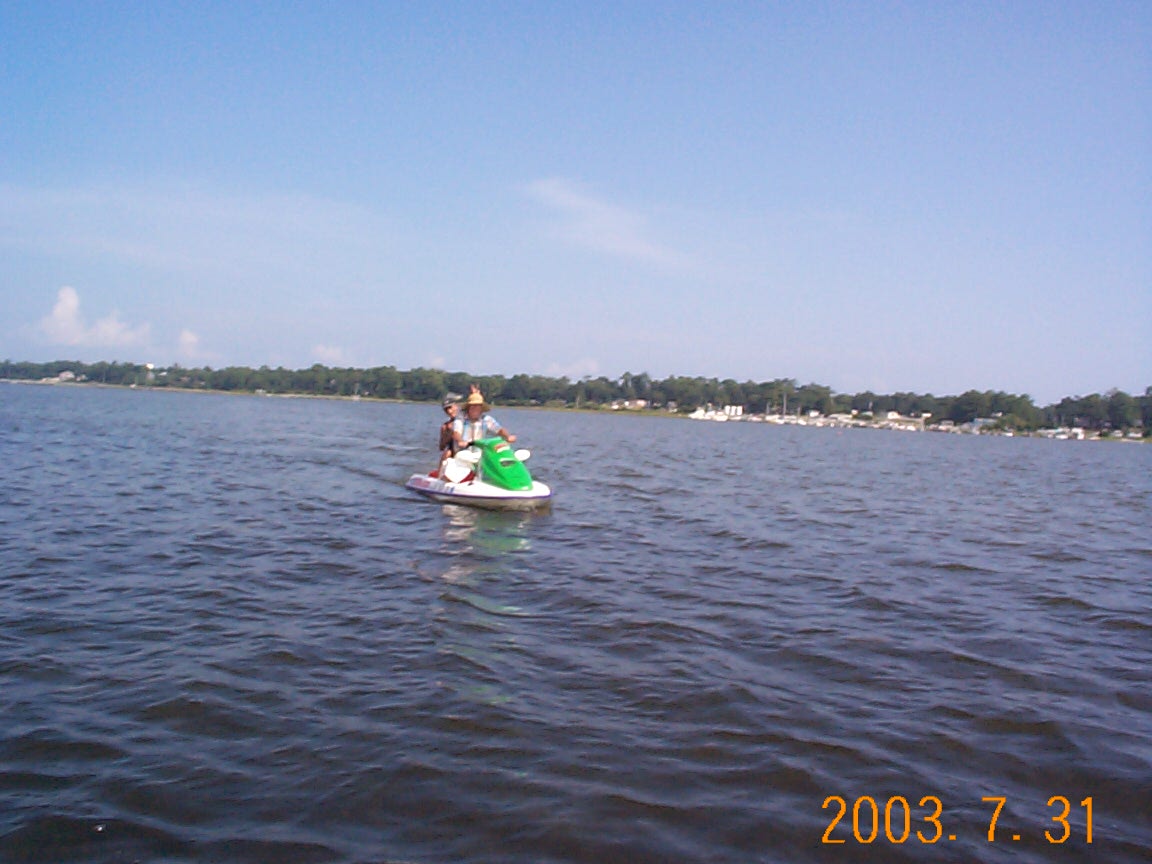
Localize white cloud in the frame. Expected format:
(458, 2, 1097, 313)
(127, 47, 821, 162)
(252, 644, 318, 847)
(39, 286, 84, 344)
(525, 178, 687, 270)
(312, 344, 352, 365)
(39, 286, 151, 349)
(178, 329, 200, 355)
(174, 328, 221, 365)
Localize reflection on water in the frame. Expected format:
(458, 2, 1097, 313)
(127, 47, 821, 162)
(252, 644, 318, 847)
(440, 505, 537, 554)
(425, 504, 549, 712)
(433, 505, 540, 590)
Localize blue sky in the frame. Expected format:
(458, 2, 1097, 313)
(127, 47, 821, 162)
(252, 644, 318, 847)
(1, 1, 1148, 403)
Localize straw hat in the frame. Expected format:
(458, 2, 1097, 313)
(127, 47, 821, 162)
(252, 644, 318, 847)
(465, 391, 490, 411)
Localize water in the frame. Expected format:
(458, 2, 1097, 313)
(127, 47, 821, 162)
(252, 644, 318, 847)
(1, 383, 1149, 864)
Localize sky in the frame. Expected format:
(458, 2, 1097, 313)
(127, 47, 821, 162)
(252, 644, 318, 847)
(1, 1, 1149, 404)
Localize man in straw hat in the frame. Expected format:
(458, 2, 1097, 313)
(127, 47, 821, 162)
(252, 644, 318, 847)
(454, 385, 517, 447)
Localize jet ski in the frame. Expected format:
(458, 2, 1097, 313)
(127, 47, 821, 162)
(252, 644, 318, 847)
(406, 437, 552, 511)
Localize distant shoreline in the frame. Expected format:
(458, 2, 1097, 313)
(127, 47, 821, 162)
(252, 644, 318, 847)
(5, 359, 1147, 439)
(5, 377, 1145, 442)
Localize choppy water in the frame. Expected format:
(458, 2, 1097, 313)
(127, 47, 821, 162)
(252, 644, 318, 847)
(1, 383, 1149, 864)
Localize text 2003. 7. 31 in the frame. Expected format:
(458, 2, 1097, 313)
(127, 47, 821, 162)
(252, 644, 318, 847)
(822, 795, 1093, 845)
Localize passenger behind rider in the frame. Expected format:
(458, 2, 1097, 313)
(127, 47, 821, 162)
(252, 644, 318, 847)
(437, 394, 461, 476)
(454, 389, 516, 447)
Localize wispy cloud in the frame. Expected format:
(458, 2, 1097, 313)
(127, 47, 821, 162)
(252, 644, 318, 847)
(175, 328, 222, 365)
(525, 178, 688, 271)
(178, 329, 201, 356)
(39, 286, 151, 349)
(543, 358, 601, 380)
(0, 181, 397, 288)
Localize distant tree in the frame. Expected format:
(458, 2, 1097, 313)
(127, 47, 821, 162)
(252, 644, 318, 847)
(583, 376, 617, 406)
(361, 366, 402, 399)
(762, 378, 796, 414)
(829, 392, 852, 414)
(949, 390, 992, 424)
(402, 367, 445, 401)
(632, 372, 652, 401)
(1106, 390, 1139, 429)
(527, 374, 564, 404)
(443, 371, 472, 397)
(214, 366, 251, 391)
(1050, 394, 1108, 430)
(719, 379, 744, 407)
(502, 373, 531, 403)
(892, 392, 937, 417)
(619, 372, 635, 400)
(851, 391, 878, 414)
(1079, 394, 1109, 430)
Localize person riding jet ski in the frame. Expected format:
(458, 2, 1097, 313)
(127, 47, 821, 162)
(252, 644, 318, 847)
(453, 388, 516, 447)
(407, 387, 549, 510)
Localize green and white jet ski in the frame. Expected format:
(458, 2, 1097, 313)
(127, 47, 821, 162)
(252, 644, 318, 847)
(406, 437, 551, 511)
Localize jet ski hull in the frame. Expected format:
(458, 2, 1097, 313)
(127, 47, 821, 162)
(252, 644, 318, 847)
(405, 473, 552, 511)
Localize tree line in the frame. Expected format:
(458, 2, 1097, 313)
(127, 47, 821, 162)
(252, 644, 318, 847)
(3, 359, 1149, 433)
